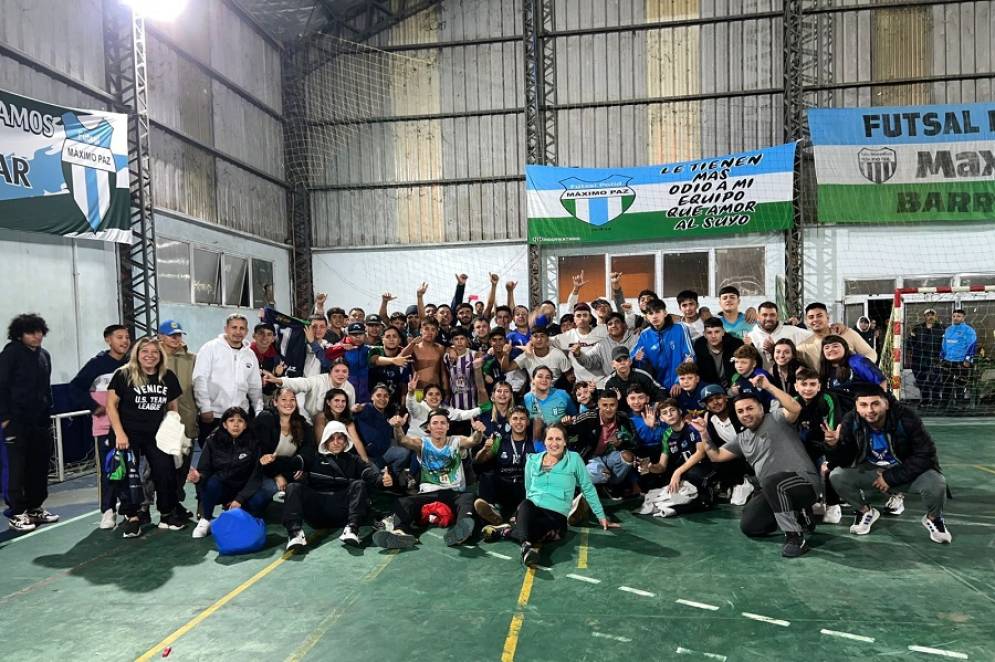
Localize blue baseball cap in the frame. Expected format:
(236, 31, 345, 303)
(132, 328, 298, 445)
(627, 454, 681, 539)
(699, 384, 726, 405)
(158, 320, 186, 335)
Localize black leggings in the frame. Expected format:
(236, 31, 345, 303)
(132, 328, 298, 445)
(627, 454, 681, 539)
(510, 499, 567, 545)
(740, 471, 819, 536)
(117, 432, 178, 518)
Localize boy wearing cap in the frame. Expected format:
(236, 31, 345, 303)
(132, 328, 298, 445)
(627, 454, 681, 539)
(699, 384, 752, 504)
(375, 409, 483, 549)
(825, 383, 951, 544)
(603, 346, 665, 412)
(364, 314, 384, 347)
(325, 322, 374, 402)
(704, 375, 817, 558)
(71, 324, 132, 529)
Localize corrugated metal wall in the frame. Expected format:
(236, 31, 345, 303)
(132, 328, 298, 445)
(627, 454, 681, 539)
(0, 0, 288, 243)
(307, 0, 993, 251)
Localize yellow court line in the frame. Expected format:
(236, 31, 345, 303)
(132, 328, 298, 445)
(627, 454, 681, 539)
(501, 567, 537, 662)
(577, 527, 590, 569)
(973, 464, 995, 476)
(136, 529, 329, 662)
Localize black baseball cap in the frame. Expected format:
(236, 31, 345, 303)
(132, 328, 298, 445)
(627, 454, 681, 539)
(611, 346, 631, 361)
(365, 314, 384, 326)
(346, 322, 365, 334)
(389, 311, 405, 320)
(405, 305, 419, 316)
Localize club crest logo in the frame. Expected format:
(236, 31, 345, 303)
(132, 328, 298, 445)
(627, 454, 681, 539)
(559, 175, 635, 226)
(857, 147, 897, 184)
(60, 112, 117, 231)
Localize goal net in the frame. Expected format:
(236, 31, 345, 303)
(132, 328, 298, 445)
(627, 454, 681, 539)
(882, 286, 995, 416)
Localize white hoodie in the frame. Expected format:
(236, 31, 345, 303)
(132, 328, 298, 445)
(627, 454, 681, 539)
(192, 334, 263, 417)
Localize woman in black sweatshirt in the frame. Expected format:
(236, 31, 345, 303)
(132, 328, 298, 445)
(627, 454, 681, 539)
(188, 407, 271, 539)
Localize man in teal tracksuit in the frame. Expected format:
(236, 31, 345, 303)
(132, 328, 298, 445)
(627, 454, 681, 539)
(631, 299, 694, 391)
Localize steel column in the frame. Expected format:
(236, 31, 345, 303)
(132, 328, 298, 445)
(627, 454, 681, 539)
(524, 0, 558, 308)
(283, 47, 314, 317)
(103, 0, 158, 338)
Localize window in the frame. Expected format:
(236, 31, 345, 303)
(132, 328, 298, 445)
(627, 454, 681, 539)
(610, 254, 655, 299)
(156, 238, 191, 304)
(716, 247, 764, 296)
(557, 254, 606, 304)
(193, 248, 221, 305)
(903, 275, 952, 289)
(844, 303, 865, 327)
(223, 255, 250, 307)
(662, 252, 708, 298)
(844, 278, 896, 296)
(252, 259, 275, 308)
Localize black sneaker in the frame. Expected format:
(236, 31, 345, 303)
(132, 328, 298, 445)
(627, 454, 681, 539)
(372, 528, 417, 549)
(782, 532, 809, 558)
(122, 519, 143, 538)
(137, 509, 152, 527)
(521, 542, 540, 568)
(444, 517, 475, 547)
(27, 508, 60, 524)
(158, 512, 188, 531)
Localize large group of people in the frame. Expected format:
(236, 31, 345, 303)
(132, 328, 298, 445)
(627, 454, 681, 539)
(0, 270, 966, 566)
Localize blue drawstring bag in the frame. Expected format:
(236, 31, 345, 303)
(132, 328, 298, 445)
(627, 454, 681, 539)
(211, 508, 267, 555)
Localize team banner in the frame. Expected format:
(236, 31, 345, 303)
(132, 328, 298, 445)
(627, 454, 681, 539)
(0, 88, 130, 242)
(526, 143, 796, 244)
(809, 102, 995, 223)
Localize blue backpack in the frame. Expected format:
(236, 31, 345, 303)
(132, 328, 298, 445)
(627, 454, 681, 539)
(212, 508, 267, 555)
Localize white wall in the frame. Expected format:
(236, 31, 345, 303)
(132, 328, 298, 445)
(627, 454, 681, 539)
(312, 242, 530, 314)
(803, 222, 995, 306)
(0, 229, 121, 383)
(155, 213, 292, 352)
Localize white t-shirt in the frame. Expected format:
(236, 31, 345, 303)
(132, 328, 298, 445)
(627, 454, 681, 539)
(514, 347, 573, 380)
(274, 432, 297, 457)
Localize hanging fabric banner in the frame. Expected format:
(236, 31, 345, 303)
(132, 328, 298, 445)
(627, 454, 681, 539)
(0, 88, 131, 243)
(809, 102, 995, 223)
(525, 143, 796, 245)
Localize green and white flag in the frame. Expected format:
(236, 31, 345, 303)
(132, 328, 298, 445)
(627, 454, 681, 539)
(526, 144, 797, 244)
(809, 103, 995, 223)
(0, 88, 130, 242)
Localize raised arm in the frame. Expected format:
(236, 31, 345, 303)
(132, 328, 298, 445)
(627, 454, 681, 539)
(506, 280, 517, 309)
(379, 292, 395, 320)
(451, 274, 467, 311)
(482, 273, 499, 320)
(609, 272, 625, 312)
(751, 374, 801, 423)
(416, 282, 428, 321)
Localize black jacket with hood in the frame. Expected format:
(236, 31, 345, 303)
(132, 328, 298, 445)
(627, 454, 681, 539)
(198, 427, 264, 504)
(827, 400, 941, 487)
(300, 440, 383, 493)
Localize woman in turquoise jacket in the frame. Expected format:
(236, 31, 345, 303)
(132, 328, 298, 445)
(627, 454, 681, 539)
(483, 423, 619, 566)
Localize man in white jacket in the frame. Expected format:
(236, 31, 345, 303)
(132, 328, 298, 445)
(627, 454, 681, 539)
(747, 301, 813, 370)
(192, 314, 263, 443)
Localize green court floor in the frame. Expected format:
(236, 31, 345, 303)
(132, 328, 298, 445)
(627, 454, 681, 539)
(2, 420, 994, 662)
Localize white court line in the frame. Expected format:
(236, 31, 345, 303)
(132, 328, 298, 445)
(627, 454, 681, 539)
(565, 573, 601, 584)
(676, 598, 720, 611)
(908, 645, 969, 659)
(533, 564, 552, 572)
(675, 646, 728, 660)
(591, 632, 632, 643)
(485, 550, 512, 560)
(619, 586, 656, 597)
(741, 612, 790, 627)
(3, 510, 100, 545)
(424, 531, 443, 539)
(820, 629, 875, 643)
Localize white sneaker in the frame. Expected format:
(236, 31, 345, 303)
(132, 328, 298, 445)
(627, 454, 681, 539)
(849, 507, 880, 535)
(99, 509, 117, 530)
(652, 506, 677, 518)
(28, 508, 59, 524)
(191, 517, 212, 539)
(272, 491, 286, 503)
(885, 493, 905, 516)
(811, 502, 826, 516)
(730, 481, 754, 506)
(287, 529, 308, 550)
(823, 504, 842, 525)
(922, 515, 952, 544)
(8, 513, 36, 532)
(339, 525, 361, 547)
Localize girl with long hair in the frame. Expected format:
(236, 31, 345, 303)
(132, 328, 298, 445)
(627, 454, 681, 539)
(105, 337, 183, 538)
(769, 338, 803, 398)
(820, 334, 888, 412)
(314, 388, 369, 461)
(253, 387, 313, 494)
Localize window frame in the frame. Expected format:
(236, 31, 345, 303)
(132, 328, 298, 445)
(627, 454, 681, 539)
(156, 234, 275, 309)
